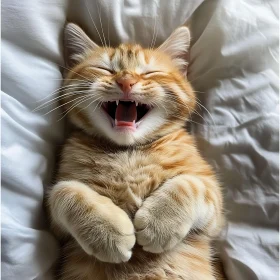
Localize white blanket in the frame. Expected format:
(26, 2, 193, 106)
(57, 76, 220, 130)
(2, 0, 278, 279)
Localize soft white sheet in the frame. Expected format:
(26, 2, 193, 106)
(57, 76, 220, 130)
(2, 1, 67, 279)
(188, 1, 279, 278)
(1, 0, 278, 279)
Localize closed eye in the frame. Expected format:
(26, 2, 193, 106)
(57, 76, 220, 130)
(144, 71, 166, 76)
(94, 67, 114, 74)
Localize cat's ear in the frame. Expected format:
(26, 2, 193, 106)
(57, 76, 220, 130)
(64, 23, 99, 67)
(159, 26, 191, 75)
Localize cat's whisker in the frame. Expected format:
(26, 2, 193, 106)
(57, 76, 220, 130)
(42, 83, 89, 96)
(79, 95, 103, 113)
(85, 0, 106, 49)
(91, 100, 103, 114)
(59, 95, 103, 121)
(156, 96, 196, 121)
(44, 78, 88, 82)
(149, 17, 157, 49)
(161, 93, 215, 125)
(34, 90, 92, 111)
(194, 100, 216, 126)
(32, 87, 88, 108)
(173, 114, 211, 126)
(97, 1, 110, 53)
(165, 118, 203, 127)
(169, 102, 208, 124)
(68, 93, 103, 113)
(42, 94, 94, 116)
(162, 96, 203, 120)
(34, 84, 90, 104)
(151, 17, 159, 49)
(107, 6, 110, 48)
(57, 96, 96, 121)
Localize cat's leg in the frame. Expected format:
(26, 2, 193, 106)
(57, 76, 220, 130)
(134, 174, 223, 253)
(48, 180, 135, 263)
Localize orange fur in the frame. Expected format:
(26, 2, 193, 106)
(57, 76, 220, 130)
(47, 23, 225, 280)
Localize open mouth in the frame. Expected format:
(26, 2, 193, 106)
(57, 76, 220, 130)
(102, 100, 152, 130)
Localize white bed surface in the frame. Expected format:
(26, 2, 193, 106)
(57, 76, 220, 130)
(1, 0, 278, 279)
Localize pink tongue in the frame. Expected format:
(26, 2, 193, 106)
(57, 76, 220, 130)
(115, 102, 137, 123)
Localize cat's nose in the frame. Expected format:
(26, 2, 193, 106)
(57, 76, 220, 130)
(116, 77, 137, 94)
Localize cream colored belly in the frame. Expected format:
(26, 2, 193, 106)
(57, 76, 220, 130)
(89, 151, 165, 216)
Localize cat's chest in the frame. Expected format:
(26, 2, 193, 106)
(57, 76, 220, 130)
(89, 150, 165, 214)
(62, 131, 195, 215)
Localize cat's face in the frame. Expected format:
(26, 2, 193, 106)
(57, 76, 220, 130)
(62, 23, 195, 146)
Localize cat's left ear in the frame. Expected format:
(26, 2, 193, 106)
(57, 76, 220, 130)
(64, 23, 99, 68)
(159, 26, 191, 76)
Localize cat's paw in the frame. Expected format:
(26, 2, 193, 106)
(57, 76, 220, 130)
(64, 196, 136, 263)
(134, 196, 191, 253)
(50, 181, 136, 263)
(76, 208, 135, 263)
(75, 203, 135, 263)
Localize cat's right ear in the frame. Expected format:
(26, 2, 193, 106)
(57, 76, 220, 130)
(64, 23, 99, 67)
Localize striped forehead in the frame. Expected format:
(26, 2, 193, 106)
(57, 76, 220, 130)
(108, 44, 148, 72)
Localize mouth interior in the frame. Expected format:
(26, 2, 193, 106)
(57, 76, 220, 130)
(102, 101, 151, 128)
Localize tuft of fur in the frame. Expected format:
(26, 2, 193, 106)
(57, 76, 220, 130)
(47, 23, 225, 280)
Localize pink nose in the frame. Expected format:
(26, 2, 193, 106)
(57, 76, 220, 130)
(116, 77, 137, 94)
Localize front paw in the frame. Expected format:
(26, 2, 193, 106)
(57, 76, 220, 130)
(134, 195, 191, 253)
(71, 201, 136, 263)
(50, 181, 136, 263)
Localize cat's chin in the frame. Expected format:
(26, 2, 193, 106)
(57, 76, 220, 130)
(106, 129, 137, 146)
(114, 126, 137, 132)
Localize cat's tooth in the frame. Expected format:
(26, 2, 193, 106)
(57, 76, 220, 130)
(116, 100, 119, 106)
(136, 102, 138, 106)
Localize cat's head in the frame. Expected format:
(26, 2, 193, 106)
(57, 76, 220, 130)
(62, 23, 195, 146)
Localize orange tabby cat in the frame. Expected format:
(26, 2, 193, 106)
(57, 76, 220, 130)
(47, 23, 224, 280)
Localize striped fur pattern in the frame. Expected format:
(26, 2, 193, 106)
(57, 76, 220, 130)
(47, 23, 224, 280)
